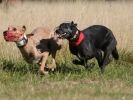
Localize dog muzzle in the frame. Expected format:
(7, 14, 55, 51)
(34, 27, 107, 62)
(3, 31, 16, 42)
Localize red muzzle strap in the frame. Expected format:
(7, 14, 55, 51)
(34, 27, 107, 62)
(4, 32, 16, 41)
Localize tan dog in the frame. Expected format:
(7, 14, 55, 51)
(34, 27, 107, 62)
(3, 26, 62, 74)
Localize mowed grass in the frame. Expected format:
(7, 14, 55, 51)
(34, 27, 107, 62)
(0, 56, 133, 100)
(0, 1, 133, 100)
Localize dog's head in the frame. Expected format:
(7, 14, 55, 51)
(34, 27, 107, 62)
(55, 21, 78, 40)
(3, 26, 26, 42)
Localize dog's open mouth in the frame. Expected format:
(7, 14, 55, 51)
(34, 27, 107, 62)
(55, 28, 66, 39)
(55, 32, 68, 39)
(3, 31, 16, 42)
(58, 33, 67, 39)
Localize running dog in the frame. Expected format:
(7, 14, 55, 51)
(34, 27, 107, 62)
(55, 21, 119, 72)
(3, 26, 62, 74)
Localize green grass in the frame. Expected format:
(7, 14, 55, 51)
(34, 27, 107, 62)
(0, 51, 133, 100)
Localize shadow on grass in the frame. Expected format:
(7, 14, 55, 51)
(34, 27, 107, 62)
(55, 63, 84, 74)
(1, 59, 86, 75)
(1, 59, 38, 75)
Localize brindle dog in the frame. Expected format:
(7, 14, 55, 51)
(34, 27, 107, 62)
(3, 26, 62, 75)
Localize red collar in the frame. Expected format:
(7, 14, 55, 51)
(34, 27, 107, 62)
(69, 31, 85, 46)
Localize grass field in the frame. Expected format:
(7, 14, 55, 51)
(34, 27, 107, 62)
(0, 1, 133, 100)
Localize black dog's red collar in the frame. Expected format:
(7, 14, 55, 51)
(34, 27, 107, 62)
(69, 31, 85, 46)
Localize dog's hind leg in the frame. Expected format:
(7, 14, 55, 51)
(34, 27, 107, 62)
(101, 51, 111, 73)
(95, 50, 103, 68)
(39, 52, 49, 75)
(101, 41, 117, 72)
(112, 47, 119, 60)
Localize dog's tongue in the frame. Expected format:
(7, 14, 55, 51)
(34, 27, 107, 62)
(4, 32, 16, 41)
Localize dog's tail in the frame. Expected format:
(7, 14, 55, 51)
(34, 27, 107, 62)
(112, 47, 119, 60)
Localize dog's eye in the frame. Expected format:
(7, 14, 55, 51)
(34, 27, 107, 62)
(13, 28, 16, 31)
(55, 30, 59, 33)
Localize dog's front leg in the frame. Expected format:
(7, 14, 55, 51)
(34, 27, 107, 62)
(72, 52, 85, 65)
(39, 52, 49, 75)
(73, 58, 93, 69)
(72, 59, 84, 65)
(75, 53, 94, 69)
(82, 59, 94, 69)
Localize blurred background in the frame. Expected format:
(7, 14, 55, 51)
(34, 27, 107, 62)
(0, 0, 133, 60)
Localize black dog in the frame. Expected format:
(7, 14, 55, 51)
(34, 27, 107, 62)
(55, 21, 119, 72)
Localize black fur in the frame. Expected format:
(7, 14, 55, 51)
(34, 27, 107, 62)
(56, 21, 119, 72)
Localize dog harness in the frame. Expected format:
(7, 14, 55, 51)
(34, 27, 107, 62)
(69, 31, 85, 46)
(16, 34, 28, 47)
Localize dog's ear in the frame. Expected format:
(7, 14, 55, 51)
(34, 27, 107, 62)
(8, 26, 13, 31)
(22, 25, 26, 32)
(71, 21, 77, 27)
(71, 21, 74, 25)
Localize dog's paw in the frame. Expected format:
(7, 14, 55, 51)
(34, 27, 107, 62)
(72, 59, 81, 65)
(38, 68, 49, 76)
(85, 62, 95, 70)
(46, 64, 56, 72)
(90, 63, 95, 68)
(100, 66, 105, 74)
